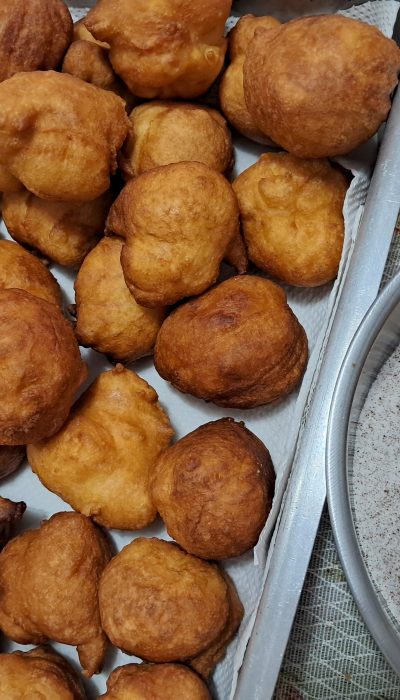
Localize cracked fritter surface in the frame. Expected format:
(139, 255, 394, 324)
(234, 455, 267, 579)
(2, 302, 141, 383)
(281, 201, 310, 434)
(0, 71, 129, 201)
(0, 512, 111, 677)
(107, 162, 240, 307)
(155, 275, 308, 408)
(233, 153, 348, 287)
(74, 237, 167, 362)
(244, 15, 400, 157)
(28, 366, 174, 530)
(0, 289, 87, 445)
(121, 101, 233, 178)
(84, 0, 231, 99)
(219, 15, 279, 144)
(0, 647, 86, 699)
(0, 240, 62, 305)
(100, 663, 211, 699)
(151, 418, 275, 559)
(99, 537, 232, 662)
(0, 0, 72, 83)
(2, 189, 112, 268)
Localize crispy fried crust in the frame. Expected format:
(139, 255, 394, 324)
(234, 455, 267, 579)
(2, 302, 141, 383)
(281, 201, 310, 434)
(2, 189, 112, 268)
(219, 15, 279, 143)
(0, 647, 87, 699)
(0, 497, 26, 550)
(0, 446, 26, 480)
(74, 237, 167, 362)
(100, 663, 211, 699)
(0, 0, 72, 83)
(244, 15, 400, 158)
(84, 0, 231, 99)
(189, 571, 244, 678)
(151, 418, 275, 559)
(0, 512, 111, 676)
(0, 240, 62, 305)
(233, 153, 349, 287)
(107, 162, 240, 307)
(155, 275, 308, 408)
(99, 537, 232, 662)
(120, 101, 233, 178)
(0, 71, 129, 201)
(0, 289, 87, 445)
(28, 366, 174, 530)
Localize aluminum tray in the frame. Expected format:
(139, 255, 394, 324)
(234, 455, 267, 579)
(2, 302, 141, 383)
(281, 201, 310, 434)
(326, 272, 400, 677)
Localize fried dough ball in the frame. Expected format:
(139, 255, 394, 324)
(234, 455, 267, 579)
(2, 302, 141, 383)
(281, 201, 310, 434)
(0, 289, 87, 445)
(0, 497, 26, 550)
(0, 240, 61, 305)
(107, 162, 240, 307)
(155, 275, 308, 409)
(151, 418, 275, 559)
(0, 446, 26, 480)
(233, 153, 348, 287)
(189, 570, 243, 679)
(100, 663, 211, 700)
(3, 189, 112, 268)
(84, 0, 231, 99)
(99, 537, 242, 669)
(0, 646, 86, 699)
(0, 165, 22, 194)
(120, 102, 233, 178)
(62, 41, 135, 109)
(244, 16, 400, 158)
(0, 512, 111, 676)
(0, 0, 72, 83)
(73, 19, 109, 48)
(0, 71, 129, 201)
(28, 366, 174, 530)
(219, 15, 279, 143)
(74, 237, 167, 362)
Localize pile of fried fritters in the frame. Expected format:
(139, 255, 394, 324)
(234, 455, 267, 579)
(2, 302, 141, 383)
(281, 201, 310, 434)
(0, 0, 399, 697)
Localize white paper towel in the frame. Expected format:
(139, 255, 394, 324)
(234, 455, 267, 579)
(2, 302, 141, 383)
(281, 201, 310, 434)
(0, 2, 398, 698)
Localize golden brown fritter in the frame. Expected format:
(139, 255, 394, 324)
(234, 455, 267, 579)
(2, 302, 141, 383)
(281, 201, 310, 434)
(0, 289, 87, 445)
(0, 497, 26, 550)
(62, 40, 135, 108)
(233, 153, 349, 287)
(74, 237, 167, 363)
(0, 446, 25, 480)
(84, 0, 231, 99)
(0, 0, 72, 83)
(100, 663, 211, 700)
(28, 366, 174, 531)
(0, 165, 22, 193)
(219, 15, 279, 143)
(0, 71, 129, 201)
(3, 189, 112, 268)
(107, 162, 240, 307)
(73, 18, 109, 48)
(120, 101, 233, 178)
(151, 418, 275, 559)
(0, 647, 87, 699)
(189, 571, 243, 679)
(0, 240, 62, 305)
(99, 537, 241, 666)
(155, 275, 308, 409)
(244, 15, 400, 158)
(0, 512, 111, 676)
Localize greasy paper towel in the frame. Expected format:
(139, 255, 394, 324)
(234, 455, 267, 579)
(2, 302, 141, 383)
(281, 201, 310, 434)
(0, 2, 398, 699)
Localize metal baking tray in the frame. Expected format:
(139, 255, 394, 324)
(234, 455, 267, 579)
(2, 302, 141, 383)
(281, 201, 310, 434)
(326, 272, 400, 676)
(1, 2, 400, 699)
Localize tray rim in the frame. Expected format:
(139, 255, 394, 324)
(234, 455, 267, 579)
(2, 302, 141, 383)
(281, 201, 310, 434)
(326, 271, 400, 677)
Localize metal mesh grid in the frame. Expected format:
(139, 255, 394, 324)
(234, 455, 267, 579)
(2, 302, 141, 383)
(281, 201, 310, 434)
(274, 223, 400, 700)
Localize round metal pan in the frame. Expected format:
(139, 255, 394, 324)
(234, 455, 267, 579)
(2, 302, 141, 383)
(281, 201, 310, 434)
(326, 270, 400, 675)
